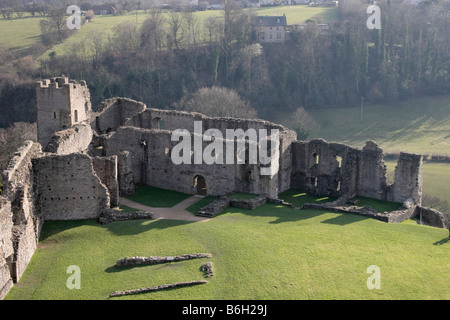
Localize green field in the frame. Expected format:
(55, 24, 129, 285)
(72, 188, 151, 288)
(125, 184, 192, 207)
(0, 14, 45, 55)
(308, 94, 450, 205)
(5, 198, 450, 300)
(309, 94, 450, 157)
(30, 5, 337, 60)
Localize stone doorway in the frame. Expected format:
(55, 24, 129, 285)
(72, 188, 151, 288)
(193, 175, 207, 196)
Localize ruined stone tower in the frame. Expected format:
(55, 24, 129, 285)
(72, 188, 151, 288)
(35, 77, 92, 147)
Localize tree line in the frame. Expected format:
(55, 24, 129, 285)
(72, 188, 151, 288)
(0, 0, 449, 129)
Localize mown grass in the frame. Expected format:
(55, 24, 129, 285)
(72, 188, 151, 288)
(278, 190, 402, 212)
(125, 185, 192, 207)
(279, 190, 336, 207)
(5, 200, 450, 300)
(186, 196, 216, 214)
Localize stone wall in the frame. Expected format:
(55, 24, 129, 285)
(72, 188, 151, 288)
(117, 151, 135, 196)
(0, 197, 13, 300)
(291, 139, 360, 198)
(357, 141, 388, 200)
(93, 97, 146, 134)
(92, 156, 119, 207)
(290, 139, 423, 205)
(33, 153, 111, 220)
(0, 141, 43, 298)
(416, 206, 447, 228)
(387, 153, 423, 205)
(44, 123, 93, 155)
(103, 126, 287, 198)
(125, 108, 289, 136)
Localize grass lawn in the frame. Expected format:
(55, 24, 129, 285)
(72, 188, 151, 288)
(5, 201, 450, 300)
(186, 196, 217, 214)
(125, 185, 192, 207)
(279, 189, 336, 207)
(278, 190, 402, 212)
(229, 192, 260, 199)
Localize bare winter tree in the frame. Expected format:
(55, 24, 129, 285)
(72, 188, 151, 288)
(167, 11, 184, 50)
(40, 8, 70, 45)
(283, 107, 319, 140)
(175, 86, 258, 119)
(140, 10, 167, 52)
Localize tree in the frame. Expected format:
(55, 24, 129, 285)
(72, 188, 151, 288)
(140, 10, 167, 52)
(40, 8, 71, 45)
(112, 22, 140, 58)
(283, 107, 319, 140)
(204, 16, 223, 46)
(167, 11, 184, 50)
(175, 86, 258, 119)
(181, 7, 200, 49)
(84, 9, 94, 22)
(1, 8, 14, 19)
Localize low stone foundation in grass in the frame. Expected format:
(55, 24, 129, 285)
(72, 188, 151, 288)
(99, 208, 154, 224)
(115, 253, 212, 267)
(196, 194, 268, 218)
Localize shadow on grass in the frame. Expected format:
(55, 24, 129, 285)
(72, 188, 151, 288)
(39, 217, 197, 241)
(434, 238, 450, 245)
(39, 219, 97, 242)
(234, 203, 369, 225)
(320, 213, 369, 226)
(105, 218, 196, 236)
(125, 184, 192, 208)
(107, 281, 207, 299)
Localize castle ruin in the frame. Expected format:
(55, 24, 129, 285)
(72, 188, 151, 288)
(0, 76, 445, 299)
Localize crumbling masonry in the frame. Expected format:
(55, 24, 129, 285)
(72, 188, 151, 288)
(0, 77, 445, 299)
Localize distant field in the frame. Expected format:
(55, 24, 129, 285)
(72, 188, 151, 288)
(303, 94, 450, 204)
(0, 14, 45, 55)
(37, 5, 337, 59)
(309, 94, 450, 157)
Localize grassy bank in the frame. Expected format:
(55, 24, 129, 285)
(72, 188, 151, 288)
(309, 94, 450, 157)
(5, 193, 450, 300)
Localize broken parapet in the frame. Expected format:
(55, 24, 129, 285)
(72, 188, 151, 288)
(93, 97, 146, 134)
(115, 253, 212, 267)
(110, 280, 208, 298)
(98, 208, 154, 225)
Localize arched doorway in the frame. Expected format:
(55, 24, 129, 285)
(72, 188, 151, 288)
(193, 175, 207, 196)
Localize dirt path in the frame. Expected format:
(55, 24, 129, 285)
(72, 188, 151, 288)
(119, 195, 210, 222)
